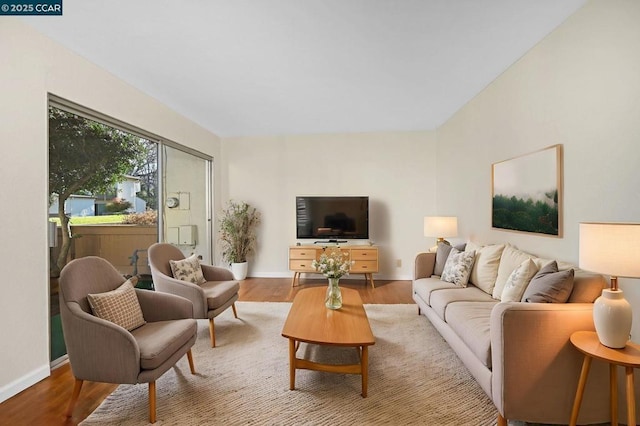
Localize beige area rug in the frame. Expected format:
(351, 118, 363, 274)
(81, 302, 498, 425)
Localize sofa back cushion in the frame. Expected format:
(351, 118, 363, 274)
(493, 244, 533, 299)
(466, 242, 505, 295)
(569, 272, 607, 303)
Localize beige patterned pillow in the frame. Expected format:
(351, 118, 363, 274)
(87, 279, 146, 331)
(441, 248, 476, 287)
(170, 254, 206, 284)
(500, 259, 539, 302)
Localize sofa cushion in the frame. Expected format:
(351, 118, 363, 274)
(522, 261, 574, 303)
(87, 279, 146, 331)
(467, 243, 505, 295)
(441, 248, 476, 287)
(430, 286, 494, 321)
(501, 258, 539, 302)
(445, 301, 497, 369)
(131, 318, 197, 370)
(434, 242, 467, 276)
(202, 280, 240, 309)
(413, 277, 458, 306)
(493, 244, 533, 299)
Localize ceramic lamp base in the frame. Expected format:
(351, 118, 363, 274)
(593, 289, 632, 348)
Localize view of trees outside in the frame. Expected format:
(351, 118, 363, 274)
(48, 107, 158, 275)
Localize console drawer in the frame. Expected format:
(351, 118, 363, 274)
(289, 260, 316, 272)
(351, 260, 377, 272)
(351, 249, 377, 260)
(289, 248, 317, 260)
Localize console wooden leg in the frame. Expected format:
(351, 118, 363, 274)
(291, 272, 298, 287)
(66, 378, 83, 417)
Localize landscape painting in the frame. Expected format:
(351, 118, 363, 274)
(492, 145, 562, 236)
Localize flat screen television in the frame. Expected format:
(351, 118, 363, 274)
(296, 196, 369, 240)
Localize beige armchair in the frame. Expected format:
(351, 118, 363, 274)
(148, 243, 240, 347)
(59, 256, 197, 424)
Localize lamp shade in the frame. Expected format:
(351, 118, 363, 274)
(579, 222, 640, 278)
(424, 216, 458, 238)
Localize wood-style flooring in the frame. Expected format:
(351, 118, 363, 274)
(0, 277, 413, 426)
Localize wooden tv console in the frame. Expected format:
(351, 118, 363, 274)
(289, 245, 379, 288)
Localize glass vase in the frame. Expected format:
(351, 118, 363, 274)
(325, 277, 343, 310)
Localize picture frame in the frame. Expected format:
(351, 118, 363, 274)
(491, 144, 562, 237)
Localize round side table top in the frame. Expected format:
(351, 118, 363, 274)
(570, 331, 640, 368)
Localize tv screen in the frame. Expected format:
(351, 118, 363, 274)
(296, 196, 369, 240)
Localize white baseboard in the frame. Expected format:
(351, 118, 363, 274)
(0, 364, 49, 403)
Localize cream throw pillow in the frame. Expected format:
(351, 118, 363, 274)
(170, 253, 206, 284)
(493, 244, 533, 299)
(87, 279, 146, 331)
(468, 243, 505, 294)
(441, 248, 476, 287)
(501, 259, 539, 302)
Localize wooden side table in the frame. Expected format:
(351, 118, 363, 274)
(569, 331, 640, 426)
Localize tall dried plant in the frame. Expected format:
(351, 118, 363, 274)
(219, 201, 260, 264)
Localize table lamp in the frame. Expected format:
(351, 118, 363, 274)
(579, 222, 640, 348)
(424, 216, 458, 249)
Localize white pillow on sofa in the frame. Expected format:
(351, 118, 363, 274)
(493, 244, 533, 299)
(441, 248, 476, 287)
(501, 258, 539, 302)
(466, 243, 505, 294)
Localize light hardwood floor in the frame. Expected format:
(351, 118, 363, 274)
(0, 277, 413, 425)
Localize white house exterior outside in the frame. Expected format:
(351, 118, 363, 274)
(49, 175, 147, 217)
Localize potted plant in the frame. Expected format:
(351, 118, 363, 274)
(219, 200, 260, 280)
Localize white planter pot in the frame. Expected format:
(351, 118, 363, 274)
(231, 262, 248, 280)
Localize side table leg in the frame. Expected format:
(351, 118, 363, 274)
(626, 366, 635, 426)
(289, 338, 296, 390)
(570, 355, 592, 426)
(611, 364, 618, 426)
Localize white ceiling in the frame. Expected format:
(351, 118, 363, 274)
(24, 0, 586, 137)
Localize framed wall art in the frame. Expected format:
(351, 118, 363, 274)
(492, 144, 562, 237)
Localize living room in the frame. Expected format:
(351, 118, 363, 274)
(1, 0, 639, 424)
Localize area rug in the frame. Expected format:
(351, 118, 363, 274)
(81, 302, 497, 425)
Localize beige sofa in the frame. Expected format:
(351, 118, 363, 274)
(412, 243, 640, 425)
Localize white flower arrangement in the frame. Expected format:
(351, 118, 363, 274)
(311, 250, 353, 279)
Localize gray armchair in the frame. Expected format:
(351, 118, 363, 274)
(59, 256, 197, 424)
(148, 243, 240, 347)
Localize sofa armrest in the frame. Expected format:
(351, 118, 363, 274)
(490, 302, 610, 424)
(136, 289, 194, 321)
(414, 252, 436, 280)
(201, 263, 235, 281)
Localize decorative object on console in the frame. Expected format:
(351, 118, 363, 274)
(423, 216, 458, 249)
(311, 249, 352, 309)
(579, 222, 640, 348)
(492, 144, 562, 237)
(219, 200, 260, 280)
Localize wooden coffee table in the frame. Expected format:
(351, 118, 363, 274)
(281, 287, 375, 397)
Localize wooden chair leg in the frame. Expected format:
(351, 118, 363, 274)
(232, 302, 238, 319)
(209, 318, 216, 347)
(66, 378, 83, 417)
(149, 381, 156, 424)
(497, 413, 507, 426)
(186, 349, 196, 374)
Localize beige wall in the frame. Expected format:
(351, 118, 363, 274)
(220, 131, 438, 279)
(0, 19, 222, 402)
(436, 0, 640, 340)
